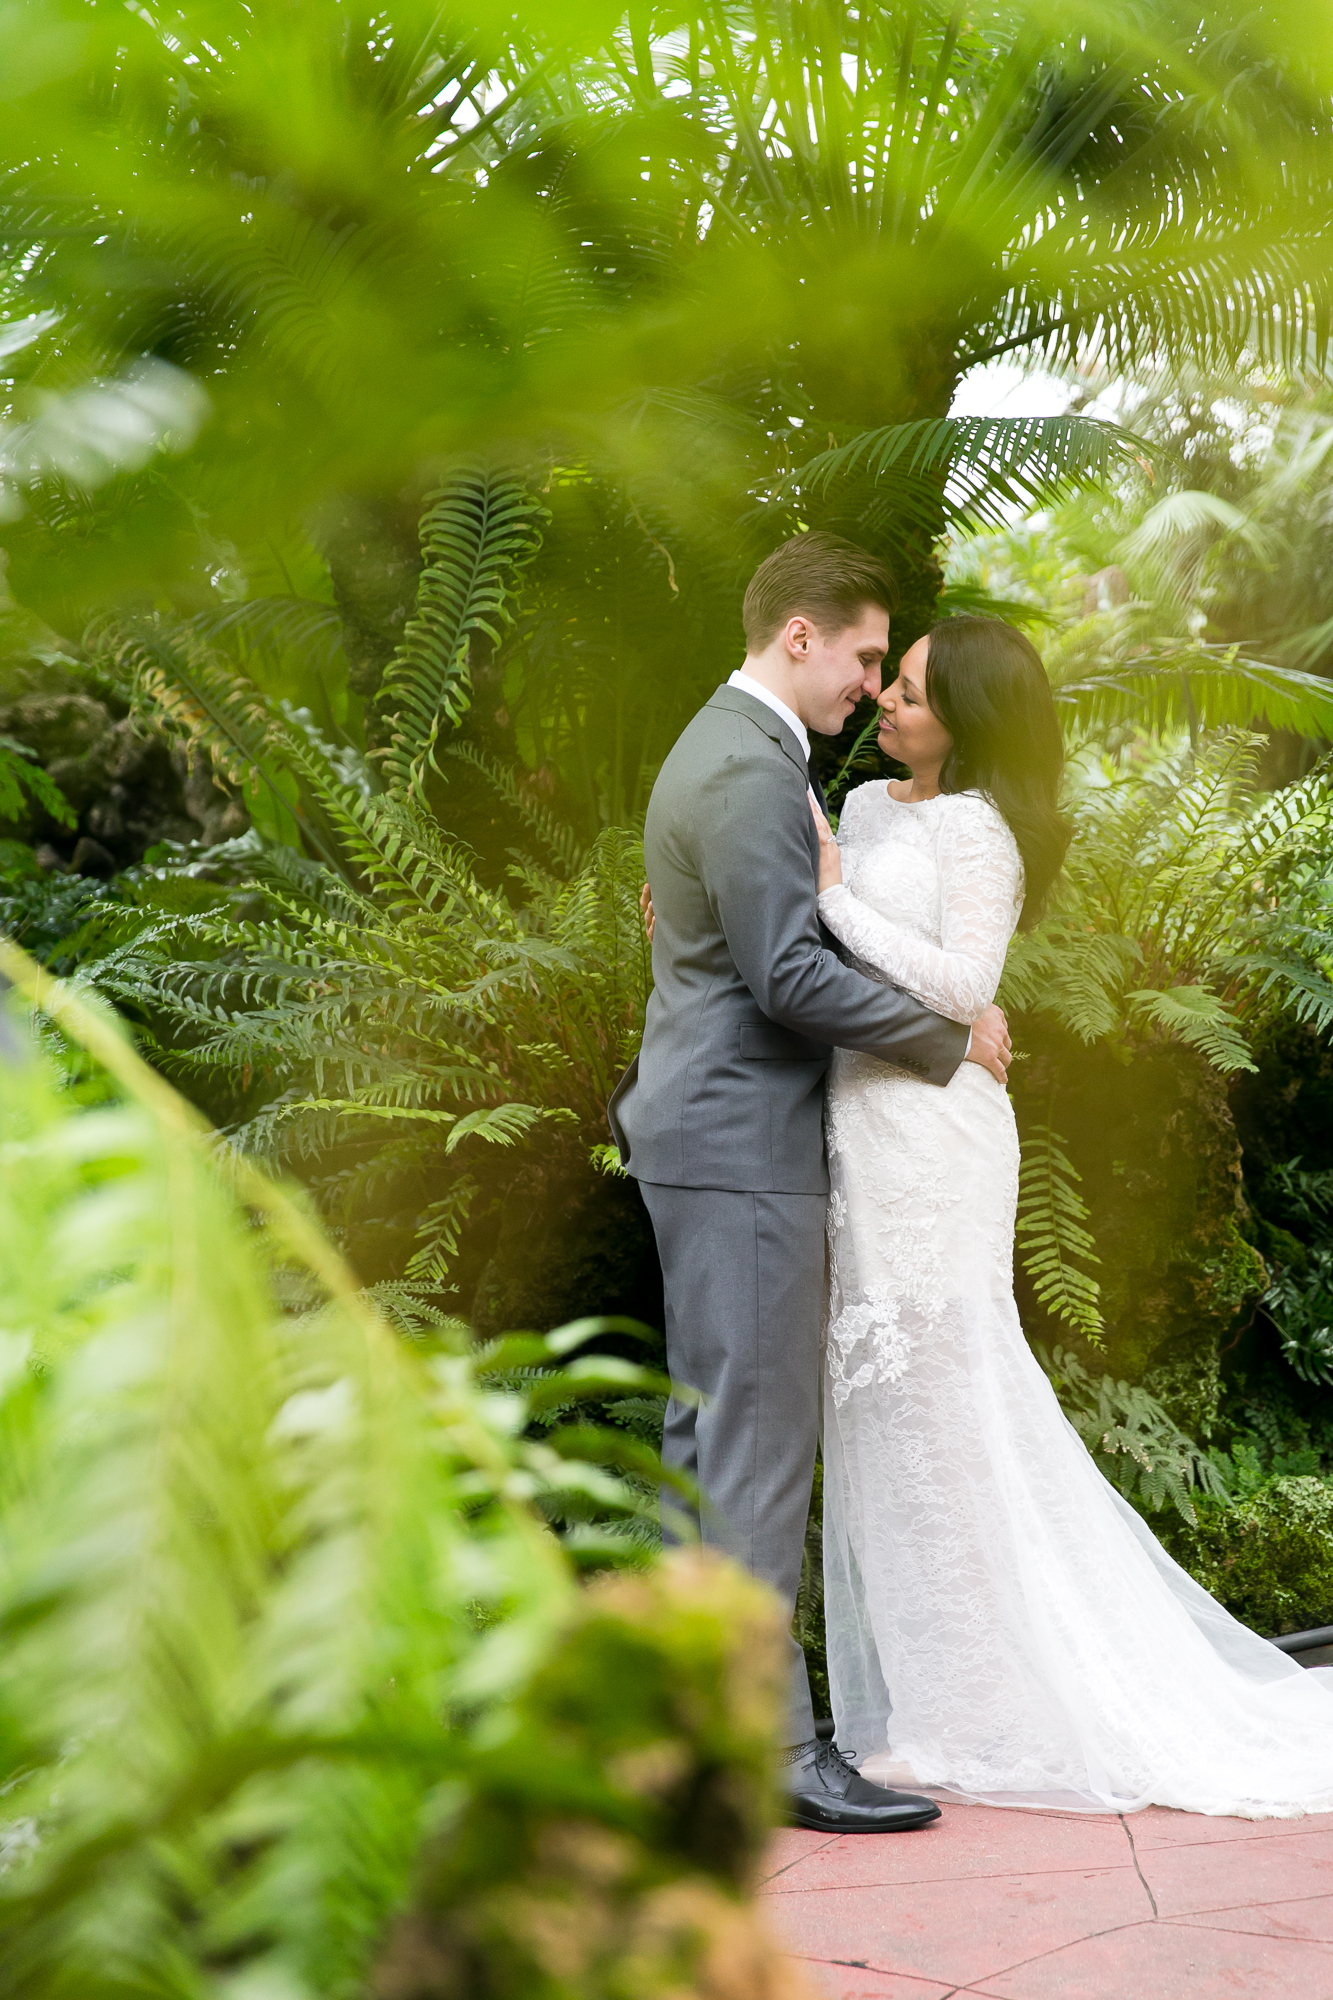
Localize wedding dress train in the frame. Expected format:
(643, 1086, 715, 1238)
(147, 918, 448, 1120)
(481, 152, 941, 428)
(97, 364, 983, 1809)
(815, 780, 1333, 1817)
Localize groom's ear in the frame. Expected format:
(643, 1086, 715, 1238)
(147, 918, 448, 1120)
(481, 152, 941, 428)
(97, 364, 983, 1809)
(784, 614, 814, 658)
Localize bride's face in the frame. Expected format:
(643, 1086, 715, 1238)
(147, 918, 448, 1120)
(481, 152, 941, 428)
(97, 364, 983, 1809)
(876, 637, 953, 775)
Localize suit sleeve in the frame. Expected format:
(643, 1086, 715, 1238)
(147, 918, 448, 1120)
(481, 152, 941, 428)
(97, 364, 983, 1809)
(691, 746, 969, 1082)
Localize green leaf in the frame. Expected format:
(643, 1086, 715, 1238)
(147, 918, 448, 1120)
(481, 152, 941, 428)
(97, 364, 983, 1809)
(1126, 986, 1257, 1074)
(378, 468, 546, 802)
(0, 740, 76, 829)
(789, 416, 1151, 532)
(1052, 647, 1333, 741)
(1015, 1124, 1105, 1344)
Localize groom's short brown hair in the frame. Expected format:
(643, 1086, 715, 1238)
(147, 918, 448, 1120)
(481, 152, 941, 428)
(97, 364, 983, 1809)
(742, 531, 897, 650)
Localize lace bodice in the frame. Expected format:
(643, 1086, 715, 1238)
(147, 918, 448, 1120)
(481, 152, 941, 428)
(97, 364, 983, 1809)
(817, 784, 1023, 1024)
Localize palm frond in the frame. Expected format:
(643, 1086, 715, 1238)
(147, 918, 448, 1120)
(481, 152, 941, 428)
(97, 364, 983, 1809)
(789, 416, 1150, 533)
(1051, 645, 1333, 741)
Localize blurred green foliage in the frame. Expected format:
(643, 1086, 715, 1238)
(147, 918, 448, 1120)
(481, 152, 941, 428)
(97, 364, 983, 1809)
(0, 946, 796, 2000)
(5, 0, 1333, 809)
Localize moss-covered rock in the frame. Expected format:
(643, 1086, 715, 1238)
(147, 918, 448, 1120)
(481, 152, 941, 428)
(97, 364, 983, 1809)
(0, 658, 247, 867)
(1154, 1475, 1333, 1636)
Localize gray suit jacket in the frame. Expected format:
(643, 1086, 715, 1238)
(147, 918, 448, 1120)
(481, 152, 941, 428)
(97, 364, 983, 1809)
(607, 684, 969, 1193)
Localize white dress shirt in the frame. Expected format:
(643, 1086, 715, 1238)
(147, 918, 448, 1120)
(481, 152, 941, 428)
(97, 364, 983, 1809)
(727, 669, 811, 763)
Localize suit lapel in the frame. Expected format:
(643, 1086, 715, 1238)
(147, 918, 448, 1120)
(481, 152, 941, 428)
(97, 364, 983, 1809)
(707, 684, 825, 873)
(708, 684, 811, 785)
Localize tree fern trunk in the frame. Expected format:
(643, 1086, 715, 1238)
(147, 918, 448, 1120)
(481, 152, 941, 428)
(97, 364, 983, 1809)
(1009, 1025, 1267, 1440)
(804, 343, 961, 794)
(319, 494, 424, 713)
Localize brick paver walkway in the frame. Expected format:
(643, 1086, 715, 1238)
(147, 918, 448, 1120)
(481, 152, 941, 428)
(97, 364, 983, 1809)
(763, 1801, 1333, 1997)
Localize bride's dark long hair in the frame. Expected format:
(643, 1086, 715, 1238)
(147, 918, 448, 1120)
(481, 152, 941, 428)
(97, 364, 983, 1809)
(922, 614, 1071, 928)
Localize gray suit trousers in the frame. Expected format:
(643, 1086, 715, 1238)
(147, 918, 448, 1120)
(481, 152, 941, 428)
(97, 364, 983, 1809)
(640, 1180, 825, 1747)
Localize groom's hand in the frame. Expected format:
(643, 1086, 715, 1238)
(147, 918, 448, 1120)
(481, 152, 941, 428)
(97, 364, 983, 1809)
(964, 1004, 1012, 1086)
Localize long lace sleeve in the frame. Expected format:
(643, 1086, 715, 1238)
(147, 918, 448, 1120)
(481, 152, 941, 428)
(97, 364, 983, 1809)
(818, 796, 1023, 1023)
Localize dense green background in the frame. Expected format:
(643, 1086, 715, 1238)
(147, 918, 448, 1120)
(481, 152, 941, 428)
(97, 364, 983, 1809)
(4, 16, 1333, 1933)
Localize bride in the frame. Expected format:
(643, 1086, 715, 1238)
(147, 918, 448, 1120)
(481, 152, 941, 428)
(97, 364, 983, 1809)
(807, 611, 1333, 1819)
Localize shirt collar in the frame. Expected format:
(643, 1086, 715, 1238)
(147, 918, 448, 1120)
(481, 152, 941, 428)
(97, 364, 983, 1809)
(726, 670, 811, 762)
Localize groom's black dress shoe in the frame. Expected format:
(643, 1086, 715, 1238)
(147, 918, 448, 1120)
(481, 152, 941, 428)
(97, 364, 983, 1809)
(784, 1738, 942, 1833)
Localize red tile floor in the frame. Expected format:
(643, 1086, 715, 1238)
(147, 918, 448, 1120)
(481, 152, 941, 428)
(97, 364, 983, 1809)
(762, 1801, 1333, 1998)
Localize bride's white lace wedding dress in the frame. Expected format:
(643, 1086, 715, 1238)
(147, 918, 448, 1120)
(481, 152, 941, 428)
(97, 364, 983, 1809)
(816, 778, 1333, 1818)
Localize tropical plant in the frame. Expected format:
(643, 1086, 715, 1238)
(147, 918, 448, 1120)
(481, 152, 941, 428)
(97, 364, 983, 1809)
(1001, 731, 1333, 1070)
(5, 0, 1333, 768)
(1045, 624, 1333, 748)
(667, 3, 1333, 408)
(0, 940, 799, 2000)
(0, 841, 114, 970)
(947, 373, 1333, 742)
(1251, 1159, 1333, 1387)
(1155, 1475, 1333, 1636)
(1260, 1262, 1333, 1385)
(0, 737, 73, 831)
(946, 508, 1333, 753)
(1036, 1345, 1227, 1524)
(70, 466, 650, 1301)
(1068, 387, 1333, 690)
(994, 732, 1333, 1360)
(1014, 1125, 1104, 1344)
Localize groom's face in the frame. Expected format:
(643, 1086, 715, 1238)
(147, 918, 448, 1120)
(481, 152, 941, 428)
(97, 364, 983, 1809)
(791, 604, 890, 736)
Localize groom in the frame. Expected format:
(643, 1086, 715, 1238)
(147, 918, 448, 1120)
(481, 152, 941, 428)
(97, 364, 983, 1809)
(608, 532, 1012, 1832)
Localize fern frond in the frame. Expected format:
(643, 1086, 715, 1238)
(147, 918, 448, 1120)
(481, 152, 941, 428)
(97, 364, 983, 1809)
(1000, 924, 1139, 1040)
(1125, 986, 1256, 1074)
(1036, 1346, 1227, 1524)
(89, 613, 279, 789)
(1016, 1125, 1104, 1345)
(445, 1101, 576, 1153)
(378, 467, 546, 802)
(0, 738, 76, 829)
(87, 615, 351, 876)
(1228, 943, 1333, 1039)
(402, 1178, 480, 1293)
(443, 741, 587, 877)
